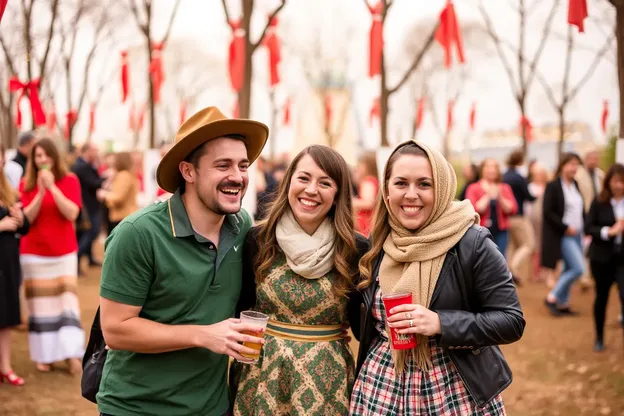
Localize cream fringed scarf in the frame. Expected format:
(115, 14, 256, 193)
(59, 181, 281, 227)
(378, 140, 480, 373)
(275, 209, 337, 279)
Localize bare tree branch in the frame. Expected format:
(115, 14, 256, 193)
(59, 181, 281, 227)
(566, 31, 616, 103)
(38, 0, 60, 81)
(0, 34, 16, 75)
(221, 0, 231, 24)
(389, 22, 438, 94)
(251, 0, 286, 51)
(478, 0, 520, 97)
(160, 0, 181, 45)
(129, 0, 147, 35)
(523, 0, 559, 89)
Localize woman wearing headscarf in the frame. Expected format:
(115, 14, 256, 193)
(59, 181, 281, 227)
(350, 141, 525, 415)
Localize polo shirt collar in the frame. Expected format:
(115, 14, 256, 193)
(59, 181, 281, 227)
(167, 189, 242, 238)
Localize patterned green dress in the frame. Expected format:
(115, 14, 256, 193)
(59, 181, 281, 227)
(233, 254, 355, 416)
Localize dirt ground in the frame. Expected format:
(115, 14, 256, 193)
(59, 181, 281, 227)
(1, 246, 623, 415)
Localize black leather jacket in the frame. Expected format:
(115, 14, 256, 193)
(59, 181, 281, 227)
(355, 225, 525, 407)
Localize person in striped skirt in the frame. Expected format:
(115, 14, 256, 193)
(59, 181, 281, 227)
(19, 138, 85, 374)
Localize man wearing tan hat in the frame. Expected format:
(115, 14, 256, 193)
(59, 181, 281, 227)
(96, 107, 268, 416)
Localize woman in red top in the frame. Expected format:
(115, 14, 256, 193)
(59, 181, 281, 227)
(352, 151, 379, 237)
(19, 138, 85, 375)
(466, 158, 518, 255)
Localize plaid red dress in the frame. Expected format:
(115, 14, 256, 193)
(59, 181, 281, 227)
(350, 287, 506, 416)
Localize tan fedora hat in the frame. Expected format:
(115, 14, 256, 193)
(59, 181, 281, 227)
(156, 106, 269, 193)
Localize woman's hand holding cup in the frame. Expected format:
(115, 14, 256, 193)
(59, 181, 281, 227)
(387, 304, 442, 337)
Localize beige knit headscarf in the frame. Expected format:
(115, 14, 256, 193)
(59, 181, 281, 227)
(378, 140, 479, 373)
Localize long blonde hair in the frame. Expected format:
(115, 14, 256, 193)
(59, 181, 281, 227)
(254, 145, 358, 298)
(0, 144, 18, 207)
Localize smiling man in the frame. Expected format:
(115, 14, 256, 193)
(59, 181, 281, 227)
(96, 107, 269, 416)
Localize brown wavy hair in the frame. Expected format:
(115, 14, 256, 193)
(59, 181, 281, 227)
(598, 163, 624, 204)
(254, 145, 357, 298)
(0, 144, 17, 207)
(358, 142, 427, 289)
(23, 138, 68, 192)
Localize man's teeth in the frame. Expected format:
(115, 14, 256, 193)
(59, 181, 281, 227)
(403, 206, 422, 213)
(221, 188, 240, 195)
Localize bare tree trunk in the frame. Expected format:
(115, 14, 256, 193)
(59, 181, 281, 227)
(269, 89, 278, 158)
(557, 108, 565, 157)
(380, 58, 389, 146)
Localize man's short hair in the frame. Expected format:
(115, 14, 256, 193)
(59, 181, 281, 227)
(18, 131, 36, 147)
(506, 149, 525, 167)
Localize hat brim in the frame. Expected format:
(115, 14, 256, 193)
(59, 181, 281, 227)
(156, 119, 268, 193)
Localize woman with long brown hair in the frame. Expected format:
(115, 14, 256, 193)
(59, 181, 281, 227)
(19, 138, 85, 374)
(351, 141, 524, 415)
(0, 143, 30, 386)
(232, 145, 368, 415)
(585, 163, 624, 352)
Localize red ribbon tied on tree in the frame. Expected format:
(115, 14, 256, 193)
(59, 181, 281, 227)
(415, 98, 425, 130)
(324, 95, 332, 131)
(601, 100, 608, 133)
(64, 110, 78, 140)
(9, 76, 47, 127)
(568, 0, 588, 33)
(0, 0, 8, 24)
(519, 116, 533, 142)
(469, 101, 476, 131)
(120, 50, 129, 103)
(47, 102, 57, 132)
(367, 1, 384, 78)
(369, 97, 380, 127)
(150, 42, 165, 103)
(435, 0, 465, 69)
(263, 17, 281, 86)
(283, 98, 291, 126)
(89, 103, 96, 134)
(228, 19, 245, 92)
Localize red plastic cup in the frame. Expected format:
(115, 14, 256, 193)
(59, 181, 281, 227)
(382, 292, 418, 350)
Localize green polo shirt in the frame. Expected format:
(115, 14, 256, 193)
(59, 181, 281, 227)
(97, 190, 251, 416)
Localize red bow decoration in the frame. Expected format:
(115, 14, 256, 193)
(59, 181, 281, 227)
(435, 0, 465, 69)
(369, 97, 380, 127)
(150, 42, 165, 103)
(1, 0, 8, 24)
(324, 95, 332, 131)
(519, 115, 533, 142)
(414, 98, 425, 130)
(283, 98, 291, 126)
(180, 99, 187, 127)
(263, 17, 281, 86)
(89, 103, 96, 134)
(601, 100, 608, 133)
(120, 50, 129, 103)
(568, 0, 588, 33)
(47, 102, 57, 132)
(446, 99, 454, 130)
(9, 76, 47, 127)
(64, 110, 78, 140)
(367, 1, 384, 78)
(469, 101, 476, 130)
(228, 19, 246, 92)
